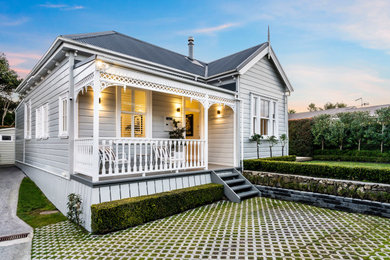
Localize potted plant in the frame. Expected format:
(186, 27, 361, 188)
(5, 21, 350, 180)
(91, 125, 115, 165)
(169, 119, 186, 160)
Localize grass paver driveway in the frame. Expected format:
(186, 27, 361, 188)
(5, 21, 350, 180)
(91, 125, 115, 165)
(32, 197, 390, 259)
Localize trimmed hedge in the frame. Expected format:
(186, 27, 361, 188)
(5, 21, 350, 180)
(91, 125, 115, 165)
(313, 155, 390, 163)
(288, 119, 314, 156)
(243, 159, 390, 184)
(91, 183, 224, 234)
(260, 155, 296, 162)
(314, 149, 390, 157)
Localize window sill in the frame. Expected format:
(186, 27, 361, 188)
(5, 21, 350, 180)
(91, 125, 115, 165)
(59, 134, 69, 139)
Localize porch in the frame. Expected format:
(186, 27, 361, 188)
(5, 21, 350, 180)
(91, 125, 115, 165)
(72, 67, 237, 181)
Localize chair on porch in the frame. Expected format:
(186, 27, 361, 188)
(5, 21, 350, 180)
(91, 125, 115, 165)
(99, 145, 128, 174)
(152, 144, 185, 171)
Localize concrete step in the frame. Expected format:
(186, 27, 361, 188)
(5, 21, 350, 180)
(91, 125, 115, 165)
(231, 184, 252, 192)
(237, 190, 259, 199)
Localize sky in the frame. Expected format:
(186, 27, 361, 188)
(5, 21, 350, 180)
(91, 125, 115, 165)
(1, 0, 390, 112)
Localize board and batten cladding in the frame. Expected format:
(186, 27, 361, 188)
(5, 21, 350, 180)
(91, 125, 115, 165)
(208, 104, 234, 166)
(15, 58, 71, 174)
(240, 56, 288, 159)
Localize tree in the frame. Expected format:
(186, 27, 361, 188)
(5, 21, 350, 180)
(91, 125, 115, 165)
(288, 109, 296, 114)
(307, 103, 318, 112)
(279, 134, 288, 156)
(0, 53, 21, 126)
(347, 112, 371, 151)
(336, 102, 347, 108)
(266, 135, 278, 157)
(250, 134, 263, 159)
(311, 114, 331, 150)
(323, 102, 337, 110)
(376, 107, 390, 153)
(328, 119, 345, 150)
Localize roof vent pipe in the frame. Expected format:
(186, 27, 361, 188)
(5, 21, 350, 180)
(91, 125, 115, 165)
(188, 36, 194, 60)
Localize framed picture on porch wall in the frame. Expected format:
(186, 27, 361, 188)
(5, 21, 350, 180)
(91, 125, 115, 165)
(186, 114, 194, 137)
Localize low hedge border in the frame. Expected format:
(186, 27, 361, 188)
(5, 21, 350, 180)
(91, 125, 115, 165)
(314, 149, 390, 157)
(260, 155, 296, 162)
(313, 155, 390, 163)
(243, 170, 390, 203)
(91, 183, 224, 234)
(243, 159, 390, 184)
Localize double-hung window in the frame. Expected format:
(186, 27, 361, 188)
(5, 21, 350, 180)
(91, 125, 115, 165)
(24, 100, 31, 139)
(58, 93, 68, 137)
(120, 88, 146, 138)
(251, 94, 278, 137)
(36, 104, 49, 140)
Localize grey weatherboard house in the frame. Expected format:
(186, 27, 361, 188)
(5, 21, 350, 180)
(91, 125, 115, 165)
(14, 31, 294, 231)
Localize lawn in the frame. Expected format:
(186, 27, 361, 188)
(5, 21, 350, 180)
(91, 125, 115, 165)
(17, 177, 67, 228)
(302, 160, 390, 169)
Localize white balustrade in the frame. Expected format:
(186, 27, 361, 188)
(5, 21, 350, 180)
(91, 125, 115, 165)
(74, 138, 206, 179)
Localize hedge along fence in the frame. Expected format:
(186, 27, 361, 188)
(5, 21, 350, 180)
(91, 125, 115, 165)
(243, 160, 390, 184)
(288, 119, 314, 157)
(91, 183, 224, 234)
(243, 171, 390, 203)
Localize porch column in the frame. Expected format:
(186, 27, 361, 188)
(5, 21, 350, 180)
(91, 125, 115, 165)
(204, 96, 209, 169)
(92, 74, 101, 182)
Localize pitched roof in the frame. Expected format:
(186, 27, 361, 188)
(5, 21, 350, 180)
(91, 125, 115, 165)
(62, 31, 266, 78)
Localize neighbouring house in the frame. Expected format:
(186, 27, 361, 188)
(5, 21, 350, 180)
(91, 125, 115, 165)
(15, 31, 293, 231)
(289, 104, 390, 120)
(0, 128, 15, 165)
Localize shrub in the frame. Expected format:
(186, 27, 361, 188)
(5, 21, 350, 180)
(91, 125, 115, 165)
(314, 149, 390, 157)
(313, 155, 390, 163)
(243, 160, 390, 184)
(288, 119, 314, 156)
(260, 155, 296, 161)
(91, 183, 224, 234)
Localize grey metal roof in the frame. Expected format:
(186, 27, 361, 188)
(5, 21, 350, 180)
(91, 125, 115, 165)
(289, 104, 390, 120)
(62, 31, 266, 78)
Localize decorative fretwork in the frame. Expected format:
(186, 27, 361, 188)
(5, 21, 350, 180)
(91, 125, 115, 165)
(208, 94, 236, 111)
(74, 72, 94, 95)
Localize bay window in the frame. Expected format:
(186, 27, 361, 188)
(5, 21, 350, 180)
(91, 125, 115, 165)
(251, 94, 278, 137)
(120, 88, 146, 138)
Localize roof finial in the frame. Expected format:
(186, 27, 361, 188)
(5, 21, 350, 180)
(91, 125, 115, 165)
(267, 25, 271, 59)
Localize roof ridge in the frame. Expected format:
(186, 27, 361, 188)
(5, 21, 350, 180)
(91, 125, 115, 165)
(61, 31, 116, 40)
(208, 43, 266, 64)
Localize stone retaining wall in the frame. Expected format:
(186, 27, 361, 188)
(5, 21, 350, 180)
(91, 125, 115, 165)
(243, 170, 390, 203)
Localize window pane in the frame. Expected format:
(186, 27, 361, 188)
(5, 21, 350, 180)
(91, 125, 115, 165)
(121, 113, 132, 137)
(261, 100, 269, 118)
(252, 117, 256, 134)
(63, 99, 67, 132)
(273, 102, 276, 119)
(261, 119, 268, 135)
(2, 136, 11, 141)
(121, 88, 132, 112)
(134, 90, 146, 113)
(134, 115, 145, 137)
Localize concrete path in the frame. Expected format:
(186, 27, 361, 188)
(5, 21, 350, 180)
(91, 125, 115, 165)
(0, 166, 33, 260)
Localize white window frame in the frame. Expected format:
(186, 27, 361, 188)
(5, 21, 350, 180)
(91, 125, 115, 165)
(35, 103, 49, 140)
(24, 100, 31, 140)
(0, 135, 13, 142)
(118, 87, 151, 138)
(250, 94, 278, 138)
(58, 93, 69, 138)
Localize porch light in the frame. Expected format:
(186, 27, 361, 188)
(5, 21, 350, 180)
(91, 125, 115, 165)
(217, 106, 222, 117)
(176, 107, 181, 112)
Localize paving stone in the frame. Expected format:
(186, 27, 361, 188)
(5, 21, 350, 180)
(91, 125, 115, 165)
(32, 197, 390, 259)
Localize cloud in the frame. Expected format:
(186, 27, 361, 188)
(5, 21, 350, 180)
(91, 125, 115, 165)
(180, 23, 240, 35)
(286, 64, 390, 112)
(0, 15, 28, 26)
(4, 52, 42, 78)
(39, 3, 85, 10)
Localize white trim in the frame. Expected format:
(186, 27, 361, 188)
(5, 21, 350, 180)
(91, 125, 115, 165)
(15, 160, 70, 180)
(24, 100, 32, 140)
(58, 92, 69, 138)
(250, 94, 278, 138)
(238, 48, 268, 76)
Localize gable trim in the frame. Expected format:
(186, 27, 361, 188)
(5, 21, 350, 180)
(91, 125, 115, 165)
(237, 46, 294, 92)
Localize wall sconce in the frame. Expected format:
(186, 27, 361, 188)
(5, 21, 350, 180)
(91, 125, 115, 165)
(99, 97, 102, 104)
(176, 107, 181, 113)
(217, 106, 222, 117)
